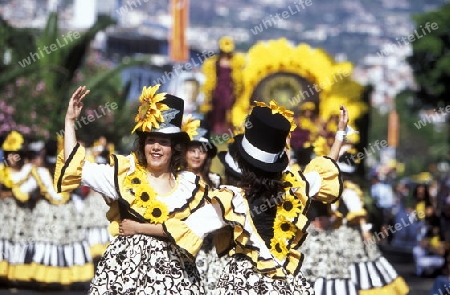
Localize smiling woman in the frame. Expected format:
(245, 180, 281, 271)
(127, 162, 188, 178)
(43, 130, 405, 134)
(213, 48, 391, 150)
(54, 84, 207, 294)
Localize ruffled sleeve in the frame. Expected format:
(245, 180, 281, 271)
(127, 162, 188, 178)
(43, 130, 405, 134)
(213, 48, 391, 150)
(54, 143, 118, 201)
(35, 167, 71, 204)
(342, 181, 366, 222)
(303, 156, 343, 203)
(163, 200, 228, 260)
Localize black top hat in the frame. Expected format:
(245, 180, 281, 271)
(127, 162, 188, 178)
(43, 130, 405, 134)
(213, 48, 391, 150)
(218, 134, 242, 178)
(236, 106, 290, 172)
(133, 90, 190, 145)
(189, 120, 217, 157)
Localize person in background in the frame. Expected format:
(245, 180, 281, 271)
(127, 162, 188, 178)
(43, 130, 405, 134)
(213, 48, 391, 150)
(413, 216, 445, 277)
(370, 173, 395, 244)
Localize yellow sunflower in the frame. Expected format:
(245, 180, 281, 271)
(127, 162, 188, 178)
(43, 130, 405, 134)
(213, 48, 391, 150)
(273, 216, 296, 239)
(2, 131, 24, 152)
(219, 36, 235, 53)
(144, 199, 169, 224)
(270, 236, 289, 261)
(279, 193, 302, 219)
(182, 115, 200, 140)
(132, 84, 170, 133)
(134, 186, 154, 208)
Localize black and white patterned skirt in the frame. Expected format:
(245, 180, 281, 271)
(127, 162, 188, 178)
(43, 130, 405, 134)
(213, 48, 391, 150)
(89, 234, 205, 295)
(215, 255, 313, 295)
(300, 225, 358, 295)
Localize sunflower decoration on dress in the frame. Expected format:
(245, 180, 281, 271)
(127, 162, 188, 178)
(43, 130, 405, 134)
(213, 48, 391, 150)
(131, 84, 170, 134)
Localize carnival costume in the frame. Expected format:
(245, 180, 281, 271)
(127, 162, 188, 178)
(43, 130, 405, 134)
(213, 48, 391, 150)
(334, 158, 409, 295)
(0, 132, 93, 286)
(55, 85, 207, 294)
(163, 101, 343, 294)
(300, 200, 359, 295)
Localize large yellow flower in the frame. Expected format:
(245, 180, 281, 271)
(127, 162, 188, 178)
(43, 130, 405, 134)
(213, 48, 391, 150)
(219, 36, 235, 53)
(279, 193, 302, 219)
(270, 236, 289, 261)
(144, 199, 169, 224)
(273, 216, 296, 239)
(132, 84, 170, 133)
(2, 131, 24, 152)
(181, 115, 200, 140)
(254, 100, 296, 132)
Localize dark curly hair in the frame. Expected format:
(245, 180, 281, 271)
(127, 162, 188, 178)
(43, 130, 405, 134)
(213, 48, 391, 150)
(236, 153, 288, 202)
(236, 153, 289, 248)
(132, 132, 187, 176)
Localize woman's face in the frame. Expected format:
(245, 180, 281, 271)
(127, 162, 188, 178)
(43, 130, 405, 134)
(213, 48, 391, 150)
(186, 143, 208, 172)
(416, 185, 426, 199)
(144, 134, 172, 172)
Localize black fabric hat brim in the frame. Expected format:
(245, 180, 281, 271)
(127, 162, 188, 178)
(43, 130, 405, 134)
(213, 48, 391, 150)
(235, 135, 288, 173)
(193, 140, 217, 158)
(218, 150, 242, 178)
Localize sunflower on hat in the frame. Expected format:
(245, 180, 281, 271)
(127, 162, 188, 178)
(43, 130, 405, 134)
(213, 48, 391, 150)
(132, 84, 170, 134)
(181, 115, 201, 140)
(2, 131, 24, 152)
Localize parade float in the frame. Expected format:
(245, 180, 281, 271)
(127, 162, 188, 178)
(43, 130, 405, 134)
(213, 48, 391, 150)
(201, 38, 368, 153)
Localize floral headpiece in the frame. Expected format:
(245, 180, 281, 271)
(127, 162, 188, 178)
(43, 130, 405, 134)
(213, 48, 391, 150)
(219, 36, 235, 53)
(254, 100, 297, 133)
(2, 131, 24, 152)
(131, 84, 169, 134)
(181, 115, 201, 140)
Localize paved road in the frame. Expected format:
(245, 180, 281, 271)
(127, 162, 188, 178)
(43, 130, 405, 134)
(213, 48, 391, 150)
(0, 247, 436, 295)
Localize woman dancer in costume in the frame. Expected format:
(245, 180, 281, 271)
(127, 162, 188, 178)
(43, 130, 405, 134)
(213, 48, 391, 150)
(30, 138, 94, 287)
(160, 101, 349, 294)
(334, 146, 409, 295)
(0, 131, 33, 284)
(55, 85, 207, 294)
(300, 199, 359, 295)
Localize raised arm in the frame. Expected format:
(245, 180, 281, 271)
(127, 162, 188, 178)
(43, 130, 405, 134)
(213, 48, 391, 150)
(327, 105, 349, 161)
(64, 86, 90, 161)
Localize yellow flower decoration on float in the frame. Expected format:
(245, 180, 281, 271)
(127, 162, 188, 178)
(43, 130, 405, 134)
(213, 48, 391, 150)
(254, 100, 296, 132)
(306, 136, 330, 157)
(273, 216, 296, 239)
(144, 199, 169, 224)
(132, 84, 170, 134)
(181, 115, 200, 140)
(270, 236, 289, 261)
(219, 36, 235, 53)
(2, 131, 24, 152)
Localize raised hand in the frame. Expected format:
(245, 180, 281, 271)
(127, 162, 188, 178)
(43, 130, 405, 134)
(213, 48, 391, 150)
(65, 86, 90, 122)
(337, 105, 349, 131)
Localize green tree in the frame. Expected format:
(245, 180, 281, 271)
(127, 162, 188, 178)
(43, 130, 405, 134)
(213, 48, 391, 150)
(408, 3, 450, 109)
(0, 13, 148, 149)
